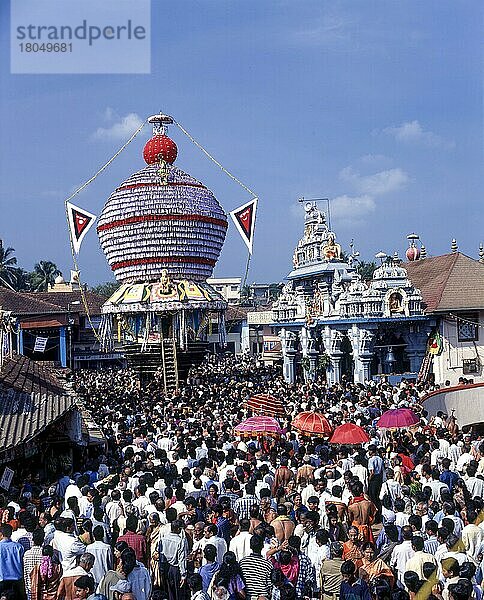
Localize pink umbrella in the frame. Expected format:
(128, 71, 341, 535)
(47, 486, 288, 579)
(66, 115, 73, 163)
(234, 416, 282, 436)
(329, 423, 369, 445)
(377, 408, 420, 429)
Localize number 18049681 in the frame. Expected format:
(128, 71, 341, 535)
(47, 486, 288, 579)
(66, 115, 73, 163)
(19, 43, 73, 52)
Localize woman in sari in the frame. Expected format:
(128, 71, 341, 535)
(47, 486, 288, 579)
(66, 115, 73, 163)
(146, 512, 162, 587)
(358, 542, 395, 588)
(30, 545, 62, 600)
(342, 526, 363, 568)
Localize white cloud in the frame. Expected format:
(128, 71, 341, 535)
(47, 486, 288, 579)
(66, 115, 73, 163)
(92, 111, 144, 141)
(358, 153, 391, 166)
(103, 107, 115, 121)
(331, 194, 375, 224)
(339, 166, 409, 195)
(382, 120, 455, 149)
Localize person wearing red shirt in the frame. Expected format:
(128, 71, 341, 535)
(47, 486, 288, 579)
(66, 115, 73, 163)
(117, 515, 147, 565)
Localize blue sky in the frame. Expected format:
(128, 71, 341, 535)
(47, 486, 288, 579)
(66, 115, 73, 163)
(1, 1, 482, 285)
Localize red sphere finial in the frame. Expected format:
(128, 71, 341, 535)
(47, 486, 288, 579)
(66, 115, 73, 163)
(143, 134, 178, 165)
(406, 245, 420, 261)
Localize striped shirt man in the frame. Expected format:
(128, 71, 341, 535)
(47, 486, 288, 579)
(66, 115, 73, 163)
(239, 553, 273, 600)
(234, 494, 258, 521)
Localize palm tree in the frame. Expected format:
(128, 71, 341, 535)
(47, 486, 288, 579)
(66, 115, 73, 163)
(0, 240, 18, 290)
(11, 267, 31, 291)
(30, 260, 61, 292)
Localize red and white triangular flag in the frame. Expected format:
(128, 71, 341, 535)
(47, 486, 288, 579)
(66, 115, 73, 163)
(67, 201, 96, 254)
(229, 197, 257, 254)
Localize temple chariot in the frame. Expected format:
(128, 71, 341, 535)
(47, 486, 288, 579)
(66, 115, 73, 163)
(97, 114, 228, 388)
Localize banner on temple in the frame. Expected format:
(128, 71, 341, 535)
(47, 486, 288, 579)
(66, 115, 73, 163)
(67, 201, 96, 254)
(33, 336, 48, 353)
(230, 197, 257, 254)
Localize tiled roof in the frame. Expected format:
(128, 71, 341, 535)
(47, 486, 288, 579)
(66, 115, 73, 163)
(0, 354, 75, 460)
(0, 354, 67, 396)
(0, 389, 76, 457)
(405, 253, 484, 312)
(0, 288, 64, 315)
(22, 291, 105, 316)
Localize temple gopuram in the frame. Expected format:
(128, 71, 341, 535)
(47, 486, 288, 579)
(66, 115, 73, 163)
(270, 202, 435, 384)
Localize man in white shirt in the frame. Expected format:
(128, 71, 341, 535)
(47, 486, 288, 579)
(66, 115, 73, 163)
(405, 536, 437, 579)
(391, 526, 415, 584)
(427, 470, 449, 503)
(105, 490, 123, 530)
(52, 518, 85, 571)
(461, 509, 483, 561)
(465, 465, 484, 498)
(379, 469, 402, 503)
(86, 525, 113, 584)
(438, 433, 451, 459)
(199, 523, 227, 564)
(157, 432, 174, 452)
(229, 519, 252, 561)
(393, 499, 410, 528)
(350, 457, 368, 493)
(78, 487, 94, 519)
(456, 446, 473, 473)
(64, 479, 82, 507)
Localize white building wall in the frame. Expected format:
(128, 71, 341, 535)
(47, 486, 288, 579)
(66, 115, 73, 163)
(433, 309, 484, 385)
(207, 278, 241, 304)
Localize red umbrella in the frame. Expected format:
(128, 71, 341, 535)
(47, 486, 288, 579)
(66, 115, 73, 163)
(292, 411, 332, 436)
(378, 408, 420, 429)
(234, 416, 283, 436)
(244, 394, 285, 417)
(329, 423, 369, 445)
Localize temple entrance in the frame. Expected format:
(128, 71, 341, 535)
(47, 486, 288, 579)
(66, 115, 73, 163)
(340, 335, 354, 379)
(374, 330, 410, 374)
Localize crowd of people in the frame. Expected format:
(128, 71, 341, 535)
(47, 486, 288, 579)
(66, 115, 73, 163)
(1, 354, 484, 600)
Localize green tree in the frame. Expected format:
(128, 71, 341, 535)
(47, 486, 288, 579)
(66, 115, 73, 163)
(357, 261, 377, 281)
(30, 260, 61, 292)
(91, 281, 119, 299)
(0, 240, 18, 290)
(11, 267, 31, 291)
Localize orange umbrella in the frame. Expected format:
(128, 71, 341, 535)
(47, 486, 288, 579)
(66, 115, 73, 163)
(292, 411, 332, 436)
(244, 394, 286, 417)
(329, 423, 369, 445)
